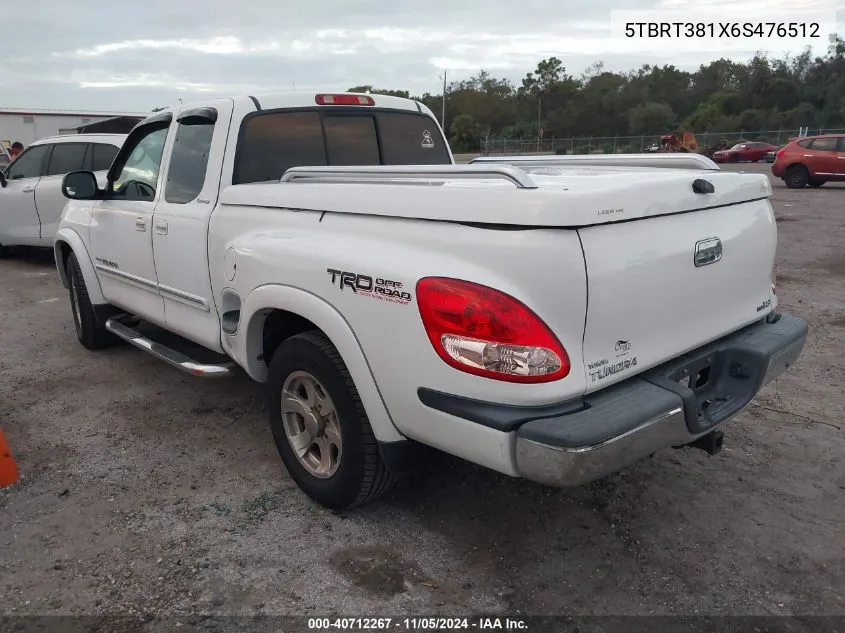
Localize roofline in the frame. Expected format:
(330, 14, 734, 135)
(31, 133, 129, 145)
(0, 109, 148, 117)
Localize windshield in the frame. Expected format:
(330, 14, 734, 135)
(729, 144, 746, 150)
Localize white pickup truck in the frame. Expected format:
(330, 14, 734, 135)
(53, 91, 807, 509)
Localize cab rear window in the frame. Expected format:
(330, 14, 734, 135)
(233, 108, 450, 184)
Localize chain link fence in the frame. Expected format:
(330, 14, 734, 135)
(480, 129, 845, 155)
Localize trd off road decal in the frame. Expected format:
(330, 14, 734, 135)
(327, 269, 412, 305)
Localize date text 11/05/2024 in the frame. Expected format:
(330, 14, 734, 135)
(308, 617, 528, 630)
(623, 22, 821, 38)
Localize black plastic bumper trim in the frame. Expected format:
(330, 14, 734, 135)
(417, 312, 808, 446)
(417, 387, 586, 433)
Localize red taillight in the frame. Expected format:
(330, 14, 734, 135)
(776, 149, 786, 158)
(315, 94, 375, 106)
(415, 277, 570, 383)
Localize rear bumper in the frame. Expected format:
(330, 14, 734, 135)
(516, 312, 806, 487)
(419, 312, 807, 488)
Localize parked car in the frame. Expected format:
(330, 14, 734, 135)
(53, 92, 806, 510)
(771, 134, 845, 188)
(712, 141, 780, 163)
(0, 133, 125, 253)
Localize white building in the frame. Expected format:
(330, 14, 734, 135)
(0, 107, 148, 148)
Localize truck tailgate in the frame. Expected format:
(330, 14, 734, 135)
(578, 197, 777, 392)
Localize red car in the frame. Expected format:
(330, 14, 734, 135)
(712, 141, 780, 163)
(771, 134, 845, 189)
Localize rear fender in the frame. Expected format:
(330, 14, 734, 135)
(53, 228, 106, 305)
(234, 284, 405, 443)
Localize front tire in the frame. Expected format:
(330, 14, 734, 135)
(266, 330, 395, 510)
(65, 252, 115, 350)
(785, 165, 809, 189)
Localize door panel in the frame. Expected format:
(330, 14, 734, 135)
(835, 138, 845, 176)
(34, 142, 89, 245)
(90, 122, 172, 324)
(807, 137, 840, 175)
(152, 99, 234, 351)
(0, 144, 49, 246)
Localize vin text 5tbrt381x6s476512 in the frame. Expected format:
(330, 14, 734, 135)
(52, 91, 807, 509)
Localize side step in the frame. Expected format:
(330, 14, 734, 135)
(105, 318, 235, 378)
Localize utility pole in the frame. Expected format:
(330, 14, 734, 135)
(537, 94, 542, 152)
(441, 70, 447, 132)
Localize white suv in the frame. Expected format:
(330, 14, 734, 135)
(0, 133, 125, 253)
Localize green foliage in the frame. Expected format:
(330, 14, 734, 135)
(628, 102, 677, 136)
(351, 38, 845, 151)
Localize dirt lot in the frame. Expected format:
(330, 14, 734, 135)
(1, 163, 843, 623)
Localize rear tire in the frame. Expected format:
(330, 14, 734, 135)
(809, 179, 826, 188)
(65, 252, 115, 350)
(785, 165, 809, 189)
(266, 330, 395, 510)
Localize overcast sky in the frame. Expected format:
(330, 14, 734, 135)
(1, 0, 842, 113)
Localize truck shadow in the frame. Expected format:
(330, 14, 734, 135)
(0, 246, 56, 268)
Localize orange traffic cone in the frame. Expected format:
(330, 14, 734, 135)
(0, 427, 19, 488)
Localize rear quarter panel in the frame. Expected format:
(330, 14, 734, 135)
(208, 204, 589, 464)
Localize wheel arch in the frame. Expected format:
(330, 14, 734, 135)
(53, 228, 106, 305)
(237, 284, 405, 443)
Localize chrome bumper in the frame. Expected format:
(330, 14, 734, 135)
(514, 312, 808, 488)
(515, 406, 696, 487)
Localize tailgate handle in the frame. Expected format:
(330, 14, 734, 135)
(692, 179, 715, 194)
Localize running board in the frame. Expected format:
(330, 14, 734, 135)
(105, 318, 235, 378)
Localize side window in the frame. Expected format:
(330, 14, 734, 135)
(376, 112, 452, 165)
(46, 143, 88, 176)
(234, 112, 327, 184)
(323, 115, 379, 165)
(110, 126, 169, 200)
(91, 143, 119, 171)
(164, 120, 215, 204)
(6, 145, 49, 180)
(809, 138, 838, 152)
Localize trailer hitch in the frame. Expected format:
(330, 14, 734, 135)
(687, 430, 725, 456)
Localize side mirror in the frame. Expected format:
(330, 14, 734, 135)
(62, 171, 101, 200)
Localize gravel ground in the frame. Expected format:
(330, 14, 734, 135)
(1, 163, 843, 623)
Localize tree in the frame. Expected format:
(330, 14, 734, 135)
(449, 114, 482, 152)
(628, 102, 677, 135)
(340, 48, 845, 144)
(346, 86, 410, 98)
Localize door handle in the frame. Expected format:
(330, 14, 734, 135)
(22, 187, 35, 193)
(135, 217, 146, 232)
(155, 219, 168, 235)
